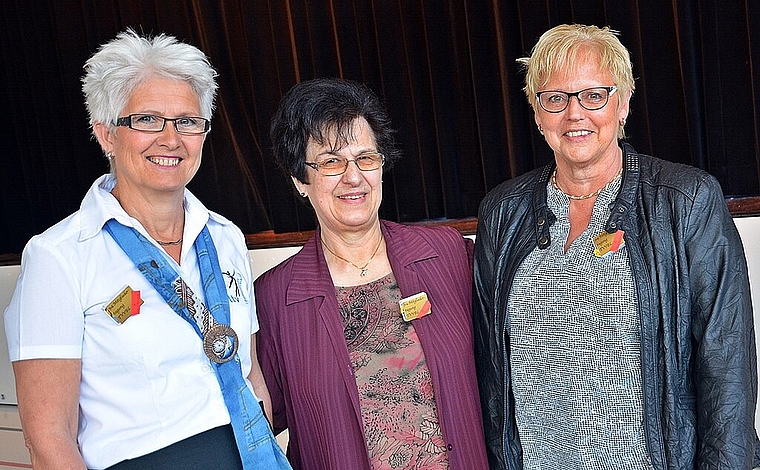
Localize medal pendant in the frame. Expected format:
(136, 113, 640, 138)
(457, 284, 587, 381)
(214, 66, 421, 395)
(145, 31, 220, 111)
(203, 324, 239, 364)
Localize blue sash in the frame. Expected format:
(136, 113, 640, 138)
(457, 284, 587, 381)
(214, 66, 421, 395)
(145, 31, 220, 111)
(104, 219, 291, 470)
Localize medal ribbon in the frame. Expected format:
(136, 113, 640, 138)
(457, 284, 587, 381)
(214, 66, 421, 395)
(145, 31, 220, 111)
(104, 219, 291, 470)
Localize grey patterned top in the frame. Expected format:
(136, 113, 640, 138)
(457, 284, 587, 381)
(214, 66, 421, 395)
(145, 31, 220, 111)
(507, 175, 654, 469)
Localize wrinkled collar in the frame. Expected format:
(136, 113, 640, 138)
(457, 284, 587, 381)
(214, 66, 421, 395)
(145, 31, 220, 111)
(606, 142, 640, 233)
(77, 174, 230, 243)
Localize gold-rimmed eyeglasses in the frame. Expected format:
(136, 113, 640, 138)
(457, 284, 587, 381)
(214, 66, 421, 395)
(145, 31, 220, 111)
(536, 86, 618, 113)
(304, 152, 385, 176)
(115, 113, 211, 135)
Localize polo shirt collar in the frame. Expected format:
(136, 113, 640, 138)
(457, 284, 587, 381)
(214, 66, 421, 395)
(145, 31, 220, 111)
(78, 174, 230, 244)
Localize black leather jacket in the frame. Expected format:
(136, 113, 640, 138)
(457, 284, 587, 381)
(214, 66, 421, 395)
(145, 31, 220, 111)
(473, 142, 760, 469)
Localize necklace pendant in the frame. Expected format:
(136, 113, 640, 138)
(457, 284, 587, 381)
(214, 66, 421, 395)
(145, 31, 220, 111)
(360, 268, 368, 277)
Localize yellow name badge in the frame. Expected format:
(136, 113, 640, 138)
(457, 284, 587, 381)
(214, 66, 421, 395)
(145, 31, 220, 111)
(593, 230, 625, 258)
(399, 292, 432, 322)
(104, 286, 144, 324)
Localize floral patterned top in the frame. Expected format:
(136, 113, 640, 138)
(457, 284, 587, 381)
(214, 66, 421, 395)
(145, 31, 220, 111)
(336, 272, 449, 469)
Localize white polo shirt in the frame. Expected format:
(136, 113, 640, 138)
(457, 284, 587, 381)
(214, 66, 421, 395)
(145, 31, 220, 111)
(4, 174, 259, 469)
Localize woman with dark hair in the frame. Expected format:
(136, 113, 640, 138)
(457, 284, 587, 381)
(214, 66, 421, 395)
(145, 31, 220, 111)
(256, 78, 488, 469)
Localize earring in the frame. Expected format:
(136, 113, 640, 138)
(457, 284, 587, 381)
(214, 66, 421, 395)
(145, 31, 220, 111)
(299, 192, 307, 198)
(537, 124, 544, 135)
(619, 118, 627, 127)
(106, 152, 113, 159)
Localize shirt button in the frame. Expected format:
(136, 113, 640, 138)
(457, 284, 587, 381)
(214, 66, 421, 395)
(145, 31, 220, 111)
(536, 217, 545, 226)
(447, 444, 453, 451)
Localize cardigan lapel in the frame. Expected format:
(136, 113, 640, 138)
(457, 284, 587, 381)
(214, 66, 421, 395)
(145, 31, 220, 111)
(282, 229, 366, 423)
(284, 232, 334, 305)
(382, 220, 439, 298)
(283, 230, 351, 365)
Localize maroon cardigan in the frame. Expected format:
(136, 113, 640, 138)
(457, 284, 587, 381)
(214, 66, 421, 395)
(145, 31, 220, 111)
(255, 220, 488, 469)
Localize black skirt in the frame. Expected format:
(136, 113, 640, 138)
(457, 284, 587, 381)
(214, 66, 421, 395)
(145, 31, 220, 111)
(105, 424, 243, 470)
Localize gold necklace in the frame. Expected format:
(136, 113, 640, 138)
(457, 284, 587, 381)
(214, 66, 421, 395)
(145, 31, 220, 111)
(551, 167, 623, 200)
(321, 234, 384, 277)
(111, 187, 183, 246)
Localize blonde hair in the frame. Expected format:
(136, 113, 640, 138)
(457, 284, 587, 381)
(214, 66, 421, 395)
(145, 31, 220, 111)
(517, 24, 635, 138)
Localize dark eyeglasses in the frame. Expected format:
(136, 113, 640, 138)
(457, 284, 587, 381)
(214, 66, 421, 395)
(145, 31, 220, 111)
(304, 152, 385, 176)
(115, 114, 210, 135)
(536, 86, 618, 113)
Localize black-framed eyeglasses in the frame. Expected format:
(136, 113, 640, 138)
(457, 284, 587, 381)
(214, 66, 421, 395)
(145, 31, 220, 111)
(536, 86, 618, 113)
(304, 152, 385, 176)
(114, 114, 211, 135)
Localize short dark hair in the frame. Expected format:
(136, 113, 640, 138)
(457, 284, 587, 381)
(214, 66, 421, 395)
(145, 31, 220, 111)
(269, 78, 401, 183)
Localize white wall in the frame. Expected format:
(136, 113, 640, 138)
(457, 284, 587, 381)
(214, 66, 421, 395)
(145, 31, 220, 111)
(0, 265, 20, 405)
(736, 217, 760, 432)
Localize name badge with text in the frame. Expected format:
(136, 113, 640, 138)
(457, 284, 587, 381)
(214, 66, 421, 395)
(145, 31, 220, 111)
(104, 285, 144, 324)
(593, 230, 625, 258)
(399, 292, 432, 322)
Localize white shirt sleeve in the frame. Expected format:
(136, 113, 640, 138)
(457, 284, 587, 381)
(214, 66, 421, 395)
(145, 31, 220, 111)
(4, 236, 84, 361)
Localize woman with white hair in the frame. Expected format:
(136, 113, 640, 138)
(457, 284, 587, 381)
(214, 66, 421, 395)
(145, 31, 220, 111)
(4, 29, 290, 470)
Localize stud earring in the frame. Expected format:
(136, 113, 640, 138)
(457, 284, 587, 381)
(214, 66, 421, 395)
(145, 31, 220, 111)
(619, 118, 627, 127)
(537, 124, 544, 135)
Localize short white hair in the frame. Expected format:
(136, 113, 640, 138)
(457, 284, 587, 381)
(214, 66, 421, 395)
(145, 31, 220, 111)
(81, 28, 218, 132)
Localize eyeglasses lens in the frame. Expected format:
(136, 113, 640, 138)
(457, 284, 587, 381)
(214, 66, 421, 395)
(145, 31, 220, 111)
(538, 87, 612, 113)
(316, 153, 384, 176)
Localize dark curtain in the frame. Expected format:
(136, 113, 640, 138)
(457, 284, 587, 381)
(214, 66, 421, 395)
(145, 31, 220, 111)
(1, 0, 759, 255)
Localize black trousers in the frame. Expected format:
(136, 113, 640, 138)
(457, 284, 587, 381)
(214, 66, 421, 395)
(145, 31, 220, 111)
(105, 424, 243, 470)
